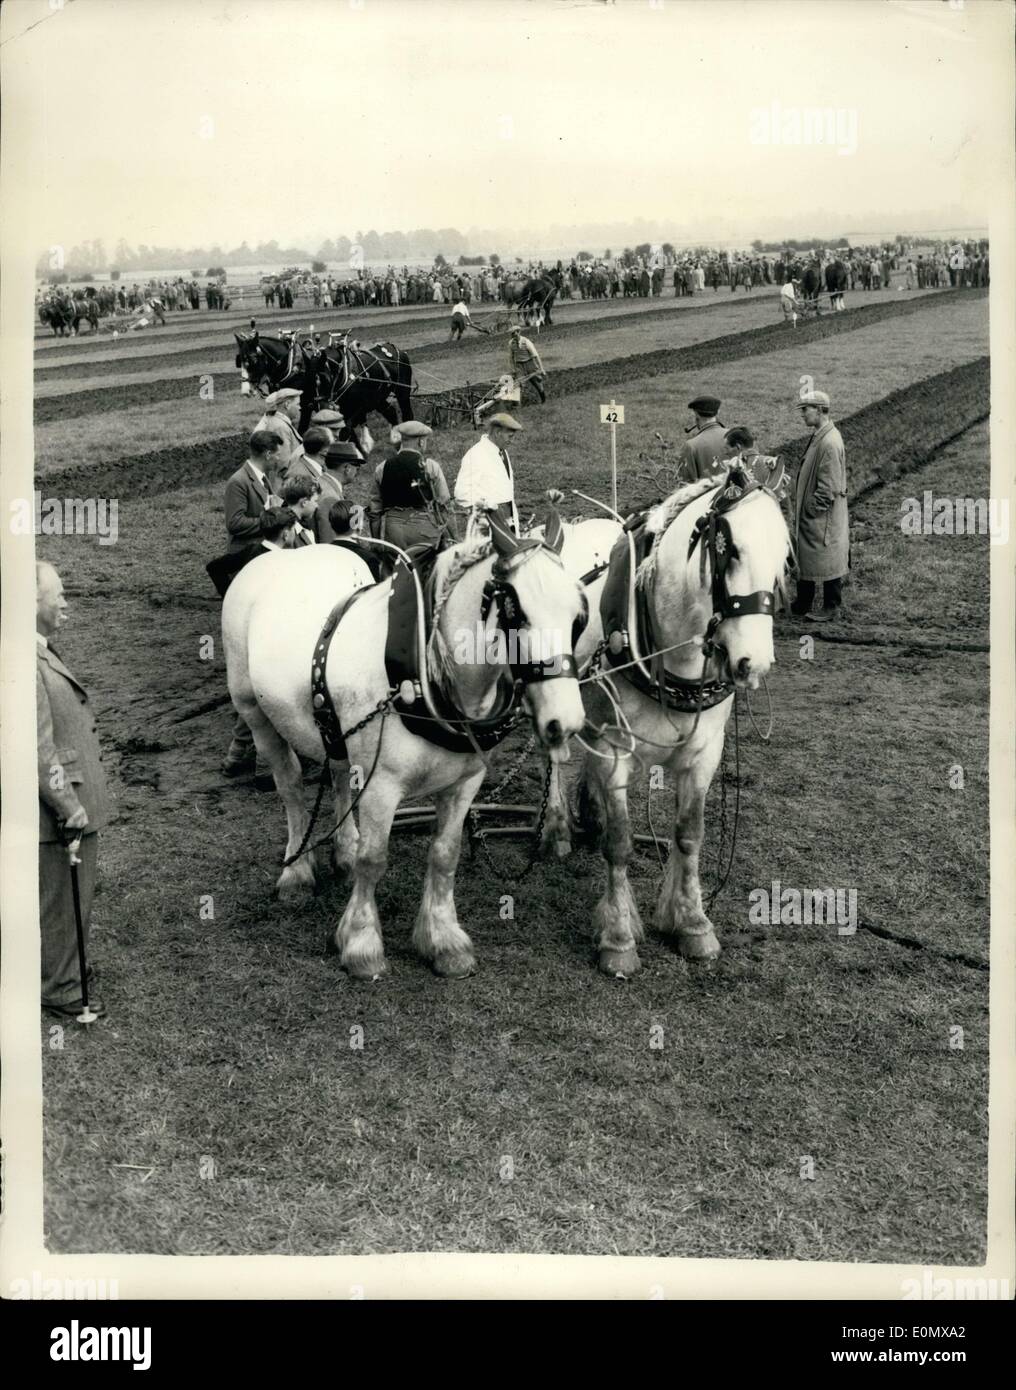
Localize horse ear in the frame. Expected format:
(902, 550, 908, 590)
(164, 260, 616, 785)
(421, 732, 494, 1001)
(543, 488, 565, 553)
(488, 509, 519, 558)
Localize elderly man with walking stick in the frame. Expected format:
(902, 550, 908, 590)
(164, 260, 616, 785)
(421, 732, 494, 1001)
(37, 562, 112, 1021)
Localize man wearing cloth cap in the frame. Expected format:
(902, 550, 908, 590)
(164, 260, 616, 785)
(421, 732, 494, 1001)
(366, 420, 451, 552)
(455, 413, 522, 533)
(676, 396, 727, 482)
(508, 326, 547, 404)
(255, 388, 304, 470)
(283, 424, 333, 487)
(791, 390, 849, 620)
(316, 440, 364, 542)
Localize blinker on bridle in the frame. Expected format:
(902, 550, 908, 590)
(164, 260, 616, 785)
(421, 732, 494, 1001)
(686, 468, 779, 653)
(480, 543, 587, 685)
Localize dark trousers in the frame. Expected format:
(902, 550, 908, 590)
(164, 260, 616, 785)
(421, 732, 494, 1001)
(792, 577, 843, 614)
(226, 711, 268, 772)
(41, 834, 98, 1006)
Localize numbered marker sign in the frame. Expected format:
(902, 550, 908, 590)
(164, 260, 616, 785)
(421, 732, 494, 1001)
(600, 404, 625, 425)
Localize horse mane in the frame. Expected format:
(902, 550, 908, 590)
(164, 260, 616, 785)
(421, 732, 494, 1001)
(425, 533, 494, 695)
(637, 475, 790, 596)
(636, 477, 718, 588)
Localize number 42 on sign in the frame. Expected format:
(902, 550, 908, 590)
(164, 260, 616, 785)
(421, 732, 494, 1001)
(600, 401, 625, 515)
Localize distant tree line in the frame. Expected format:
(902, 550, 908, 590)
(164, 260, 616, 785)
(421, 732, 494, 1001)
(36, 227, 486, 279)
(750, 237, 851, 254)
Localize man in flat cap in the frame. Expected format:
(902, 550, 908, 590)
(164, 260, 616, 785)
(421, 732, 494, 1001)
(455, 413, 522, 532)
(677, 396, 727, 482)
(316, 440, 363, 542)
(366, 420, 451, 552)
(791, 390, 849, 621)
(255, 388, 304, 470)
(309, 407, 345, 432)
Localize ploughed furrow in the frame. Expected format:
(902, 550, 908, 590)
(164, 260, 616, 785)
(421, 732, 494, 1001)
(34, 290, 790, 383)
(38, 355, 990, 507)
(768, 356, 990, 500)
(33, 289, 976, 424)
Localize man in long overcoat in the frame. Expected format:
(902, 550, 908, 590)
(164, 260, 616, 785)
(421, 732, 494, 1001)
(791, 390, 849, 619)
(37, 562, 113, 1017)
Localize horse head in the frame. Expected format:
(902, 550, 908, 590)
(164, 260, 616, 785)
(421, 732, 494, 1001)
(693, 474, 790, 689)
(234, 323, 273, 393)
(644, 472, 790, 690)
(481, 513, 588, 755)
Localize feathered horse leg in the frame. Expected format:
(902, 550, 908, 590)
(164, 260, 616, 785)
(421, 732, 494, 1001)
(654, 724, 725, 962)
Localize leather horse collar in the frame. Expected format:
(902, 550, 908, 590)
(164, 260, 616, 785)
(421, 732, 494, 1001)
(310, 537, 585, 763)
(599, 464, 784, 713)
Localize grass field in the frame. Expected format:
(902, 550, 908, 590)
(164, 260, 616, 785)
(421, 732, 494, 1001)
(37, 288, 991, 1261)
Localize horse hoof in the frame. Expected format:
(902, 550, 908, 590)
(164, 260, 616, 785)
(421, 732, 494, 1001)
(432, 949, 476, 980)
(679, 930, 721, 963)
(539, 836, 572, 861)
(344, 956, 388, 982)
(276, 875, 315, 903)
(598, 947, 641, 978)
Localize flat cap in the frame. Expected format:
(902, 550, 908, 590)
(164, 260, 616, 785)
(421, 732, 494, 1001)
(325, 441, 363, 463)
(264, 387, 302, 408)
(310, 408, 345, 426)
(396, 420, 432, 439)
(799, 390, 831, 409)
(487, 413, 523, 432)
(688, 396, 721, 415)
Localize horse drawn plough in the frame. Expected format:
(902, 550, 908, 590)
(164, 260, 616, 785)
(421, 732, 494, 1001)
(412, 378, 508, 429)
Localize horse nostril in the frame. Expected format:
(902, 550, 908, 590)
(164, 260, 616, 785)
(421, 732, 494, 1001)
(737, 657, 751, 680)
(545, 719, 564, 746)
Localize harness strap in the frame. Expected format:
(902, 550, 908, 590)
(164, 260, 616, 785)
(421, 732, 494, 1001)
(310, 588, 374, 760)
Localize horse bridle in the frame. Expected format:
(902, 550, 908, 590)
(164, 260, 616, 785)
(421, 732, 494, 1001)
(480, 542, 588, 684)
(685, 465, 784, 658)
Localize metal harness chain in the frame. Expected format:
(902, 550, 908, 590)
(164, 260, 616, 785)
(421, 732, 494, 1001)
(281, 696, 394, 868)
(466, 734, 552, 880)
(704, 693, 742, 911)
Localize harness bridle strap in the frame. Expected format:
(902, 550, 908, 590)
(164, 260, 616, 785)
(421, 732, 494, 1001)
(480, 548, 587, 684)
(687, 473, 777, 626)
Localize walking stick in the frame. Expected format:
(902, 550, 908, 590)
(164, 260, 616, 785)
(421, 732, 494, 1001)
(59, 824, 99, 1025)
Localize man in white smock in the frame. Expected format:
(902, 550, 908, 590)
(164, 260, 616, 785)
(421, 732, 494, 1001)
(454, 413, 522, 534)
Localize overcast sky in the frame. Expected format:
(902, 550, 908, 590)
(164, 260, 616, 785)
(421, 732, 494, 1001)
(3, 0, 1009, 253)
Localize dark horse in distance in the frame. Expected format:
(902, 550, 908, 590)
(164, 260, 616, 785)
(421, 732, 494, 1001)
(234, 322, 414, 443)
(502, 271, 561, 326)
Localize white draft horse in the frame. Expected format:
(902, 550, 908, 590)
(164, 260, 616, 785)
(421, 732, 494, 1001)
(541, 473, 791, 976)
(222, 520, 587, 980)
